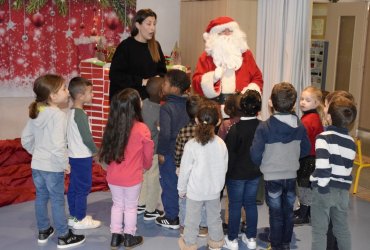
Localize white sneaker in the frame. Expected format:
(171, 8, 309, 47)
(241, 234, 257, 249)
(68, 216, 77, 227)
(73, 216, 101, 230)
(223, 235, 239, 250)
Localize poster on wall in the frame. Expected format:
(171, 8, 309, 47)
(0, 0, 136, 97)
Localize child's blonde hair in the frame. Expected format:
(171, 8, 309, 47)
(302, 86, 324, 120)
(29, 74, 65, 119)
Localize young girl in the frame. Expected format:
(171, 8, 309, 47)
(178, 101, 227, 250)
(295, 86, 324, 224)
(99, 88, 154, 249)
(224, 90, 262, 250)
(21, 74, 85, 248)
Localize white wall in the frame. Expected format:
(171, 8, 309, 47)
(137, 0, 181, 55)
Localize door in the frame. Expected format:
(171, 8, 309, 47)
(325, 2, 368, 134)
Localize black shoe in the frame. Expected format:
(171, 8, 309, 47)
(222, 222, 228, 235)
(110, 233, 124, 249)
(123, 233, 143, 249)
(137, 205, 146, 215)
(258, 232, 270, 243)
(38, 226, 54, 244)
(57, 229, 85, 249)
(293, 207, 301, 217)
(240, 221, 247, 234)
(155, 216, 180, 229)
(143, 209, 164, 221)
(293, 205, 310, 225)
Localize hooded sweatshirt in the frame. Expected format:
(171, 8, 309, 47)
(21, 106, 69, 172)
(250, 113, 311, 180)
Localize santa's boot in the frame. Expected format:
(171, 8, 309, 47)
(293, 204, 310, 225)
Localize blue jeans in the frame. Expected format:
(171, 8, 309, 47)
(32, 169, 68, 237)
(179, 197, 207, 227)
(67, 157, 93, 220)
(159, 154, 179, 220)
(265, 178, 296, 249)
(226, 177, 259, 240)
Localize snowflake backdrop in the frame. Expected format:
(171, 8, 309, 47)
(0, 0, 135, 97)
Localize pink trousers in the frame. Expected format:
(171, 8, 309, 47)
(109, 183, 141, 235)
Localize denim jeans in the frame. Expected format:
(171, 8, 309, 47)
(159, 154, 179, 220)
(67, 157, 93, 220)
(32, 169, 68, 237)
(226, 177, 260, 240)
(265, 178, 296, 249)
(179, 197, 207, 227)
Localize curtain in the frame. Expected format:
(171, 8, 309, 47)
(256, 0, 312, 120)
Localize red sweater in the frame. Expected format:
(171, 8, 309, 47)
(301, 111, 323, 156)
(106, 121, 154, 187)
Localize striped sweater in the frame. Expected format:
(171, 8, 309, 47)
(310, 126, 356, 194)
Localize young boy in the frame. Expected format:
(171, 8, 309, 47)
(138, 76, 165, 220)
(155, 69, 191, 229)
(250, 82, 310, 250)
(310, 96, 357, 250)
(67, 77, 101, 229)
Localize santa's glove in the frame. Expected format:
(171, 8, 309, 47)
(213, 67, 224, 82)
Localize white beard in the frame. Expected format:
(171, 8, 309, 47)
(205, 29, 248, 71)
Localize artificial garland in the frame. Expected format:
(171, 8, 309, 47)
(1, 0, 136, 24)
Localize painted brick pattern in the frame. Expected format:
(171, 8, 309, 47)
(80, 60, 111, 148)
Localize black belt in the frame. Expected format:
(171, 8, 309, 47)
(211, 93, 233, 104)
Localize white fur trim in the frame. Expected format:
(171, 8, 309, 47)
(201, 71, 221, 98)
(241, 83, 261, 94)
(209, 21, 239, 34)
(220, 68, 236, 94)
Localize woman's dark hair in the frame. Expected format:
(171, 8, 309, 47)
(29, 74, 65, 119)
(131, 9, 160, 62)
(328, 96, 357, 128)
(99, 88, 143, 164)
(195, 101, 220, 145)
(239, 90, 261, 116)
(186, 95, 204, 120)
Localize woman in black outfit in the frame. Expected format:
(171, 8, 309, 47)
(109, 9, 167, 100)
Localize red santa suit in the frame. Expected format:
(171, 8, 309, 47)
(192, 16, 263, 100)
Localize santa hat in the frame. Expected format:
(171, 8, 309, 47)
(203, 16, 239, 40)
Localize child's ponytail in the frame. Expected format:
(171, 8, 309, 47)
(195, 101, 220, 145)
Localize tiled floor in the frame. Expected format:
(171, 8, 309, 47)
(1, 191, 370, 250)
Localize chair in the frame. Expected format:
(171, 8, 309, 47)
(352, 138, 370, 194)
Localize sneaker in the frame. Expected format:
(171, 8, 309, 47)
(241, 234, 256, 249)
(110, 233, 124, 250)
(123, 233, 143, 249)
(143, 209, 164, 221)
(38, 226, 54, 244)
(73, 216, 101, 230)
(223, 235, 239, 250)
(198, 226, 208, 237)
(57, 229, 85, 249)
(68, 216, 77, 227)
(155, 216, 180, 229)
(137, 205, 146, 215)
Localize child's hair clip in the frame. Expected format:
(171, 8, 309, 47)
(203, 121, 208, 124)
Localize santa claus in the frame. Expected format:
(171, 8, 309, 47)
(192, 16, 263, 103)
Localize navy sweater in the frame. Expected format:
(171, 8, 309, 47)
(157, 95, 189, 156)
(310, 126, 356, 194)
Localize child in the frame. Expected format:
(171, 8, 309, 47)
(310, 96, 357, 250)
(178, 101, 227, 250)
(174, 94, 208, 237)
(250, 82, 310, 250)
(224, 90, 262, 250)
(294, 86, 324, 225)
(217, 92, 242, 140)
(21, 74, 85, 248)
(155, 69, 191, 229)
(138, 76, 164, 220)
(66, 77, 101, 229)
(99, 88, 154, 249)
